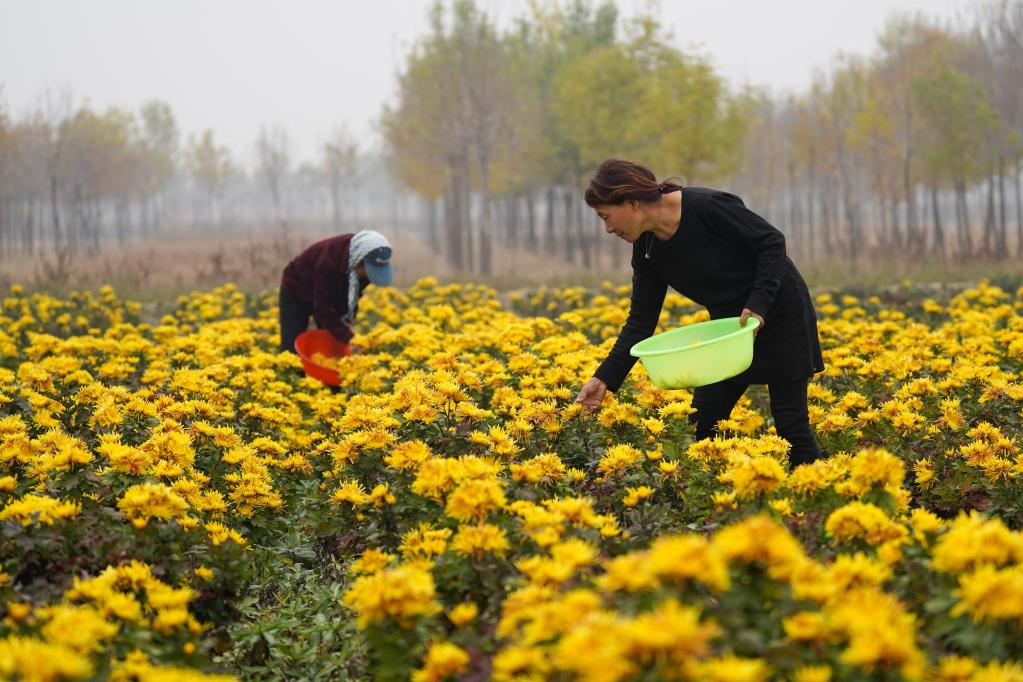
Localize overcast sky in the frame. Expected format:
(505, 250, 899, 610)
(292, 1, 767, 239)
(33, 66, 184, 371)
(1, 0, 976, 167)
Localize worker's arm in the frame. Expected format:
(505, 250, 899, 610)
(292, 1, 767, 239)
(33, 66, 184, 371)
(591, 249, 668, 393)
(311, 249, 354, 344)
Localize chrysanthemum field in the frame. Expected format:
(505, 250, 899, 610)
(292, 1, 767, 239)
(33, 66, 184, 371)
(3, 278, 1023, 681)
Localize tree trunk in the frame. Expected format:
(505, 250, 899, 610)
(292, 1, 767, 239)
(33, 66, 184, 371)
(955, 180, 971, 261)
(49, 175, 62, 249)
(424, 196, 438, 246)
(70, 185, 83, 250)
(445, 161, 464, 271)
(498, 196, 509, 248)
(0, 200, 7, 258)
(0, 201, 6, 259)
(930, 184, 945, 260)
(805, 183, 815, 261)
(829, 189, 839, 257)
(479, 209, 492, 276)
(789, 179, 802, 257)
(478, 152, 493, 277)
(819, 184, 832, 256)
(0, 200, 8, 258)
(576, 187, 591, 268)
(787, 161, 799, 249)
(903, 150, 917, 255)
(91, 199, 103, 253)
(458, 157, 472, 273)
(890, 198, 902, 253)
(26, 198, 37, 256)
(877, 194, 889, 254)
(562, 186, 574, 262)
(545, 185, 556, 245)
(997, 157, 1007, 258)
(949, 184, 957, 258)
(525, 190, 537, 252)
(843, 190, 859, 265)
(1015, 158, 1022, 258)
(506, 195, 519, 249)
(983, 173, 996, 258)
(442, 192, 453, 267)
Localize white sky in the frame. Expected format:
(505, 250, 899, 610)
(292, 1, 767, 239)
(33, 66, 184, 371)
(0, 0, 976, 167)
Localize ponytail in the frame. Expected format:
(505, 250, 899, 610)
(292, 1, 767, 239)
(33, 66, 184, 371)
(585, 159, 684, 206)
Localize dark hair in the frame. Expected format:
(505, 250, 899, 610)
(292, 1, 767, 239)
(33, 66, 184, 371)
(584, 158, 684, 207)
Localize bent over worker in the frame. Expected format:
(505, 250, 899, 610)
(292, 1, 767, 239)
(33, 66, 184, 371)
(574, 158, 826, 466)
(278, 230, 393, 353)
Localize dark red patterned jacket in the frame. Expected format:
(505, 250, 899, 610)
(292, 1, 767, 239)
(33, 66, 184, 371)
(280, 234, 356, 343)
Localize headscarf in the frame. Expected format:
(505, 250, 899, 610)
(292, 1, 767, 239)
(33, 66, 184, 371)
(343, 230, 391, 325)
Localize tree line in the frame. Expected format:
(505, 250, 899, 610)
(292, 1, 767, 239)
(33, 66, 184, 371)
(384, 0, 1023, 269)
(1, 0, 1021, 276)
(0, 92, 385, 273)
(731, 4, 1023, 264)
(382, 1, 748, 274)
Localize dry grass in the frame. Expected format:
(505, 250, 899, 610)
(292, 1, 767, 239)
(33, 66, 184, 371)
(0, 226, 634, 300)
(2, 226, 1019, 300)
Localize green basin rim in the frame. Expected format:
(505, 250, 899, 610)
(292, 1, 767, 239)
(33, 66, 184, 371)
(630, 316, 761, 358)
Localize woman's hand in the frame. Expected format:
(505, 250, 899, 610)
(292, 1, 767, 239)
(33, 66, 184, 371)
(740, 308, 764, 335)
(575, 377, 608, 414)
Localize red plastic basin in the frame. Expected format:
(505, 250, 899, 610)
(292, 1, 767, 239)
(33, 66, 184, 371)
(294, 329, 350, 385)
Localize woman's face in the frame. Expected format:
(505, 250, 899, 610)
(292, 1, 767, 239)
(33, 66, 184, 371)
(594, 202, 644, 243)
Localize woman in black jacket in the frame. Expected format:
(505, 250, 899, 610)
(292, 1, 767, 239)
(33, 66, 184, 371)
(574, 158, 826, 466)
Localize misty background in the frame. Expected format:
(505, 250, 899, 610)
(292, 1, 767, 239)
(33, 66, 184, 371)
(0, 0, 1020, 294)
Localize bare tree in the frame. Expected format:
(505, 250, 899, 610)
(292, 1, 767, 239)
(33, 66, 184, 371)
(39, 88, 75, 278)
(256, 124, 291, 231)
(322, 125, 359, 230)
(139, 100, 179, 232)
(186, 129, 235, 229)
(977, 0, 1023, 256)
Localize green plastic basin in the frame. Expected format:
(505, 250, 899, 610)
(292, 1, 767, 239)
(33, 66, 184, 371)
(629, 316, 761, 389)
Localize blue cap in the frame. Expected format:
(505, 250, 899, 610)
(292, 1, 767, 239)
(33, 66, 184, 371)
(362, 246, 393, 285)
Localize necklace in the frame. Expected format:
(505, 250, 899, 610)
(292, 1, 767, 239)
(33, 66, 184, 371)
(644, 196, 664, 260)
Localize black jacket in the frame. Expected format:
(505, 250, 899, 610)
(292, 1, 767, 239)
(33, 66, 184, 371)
(594, 187, 825, 391)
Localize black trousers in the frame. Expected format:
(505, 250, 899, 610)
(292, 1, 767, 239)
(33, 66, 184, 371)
(688, 377, 824, 466)
(279, 286, 313, 353)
